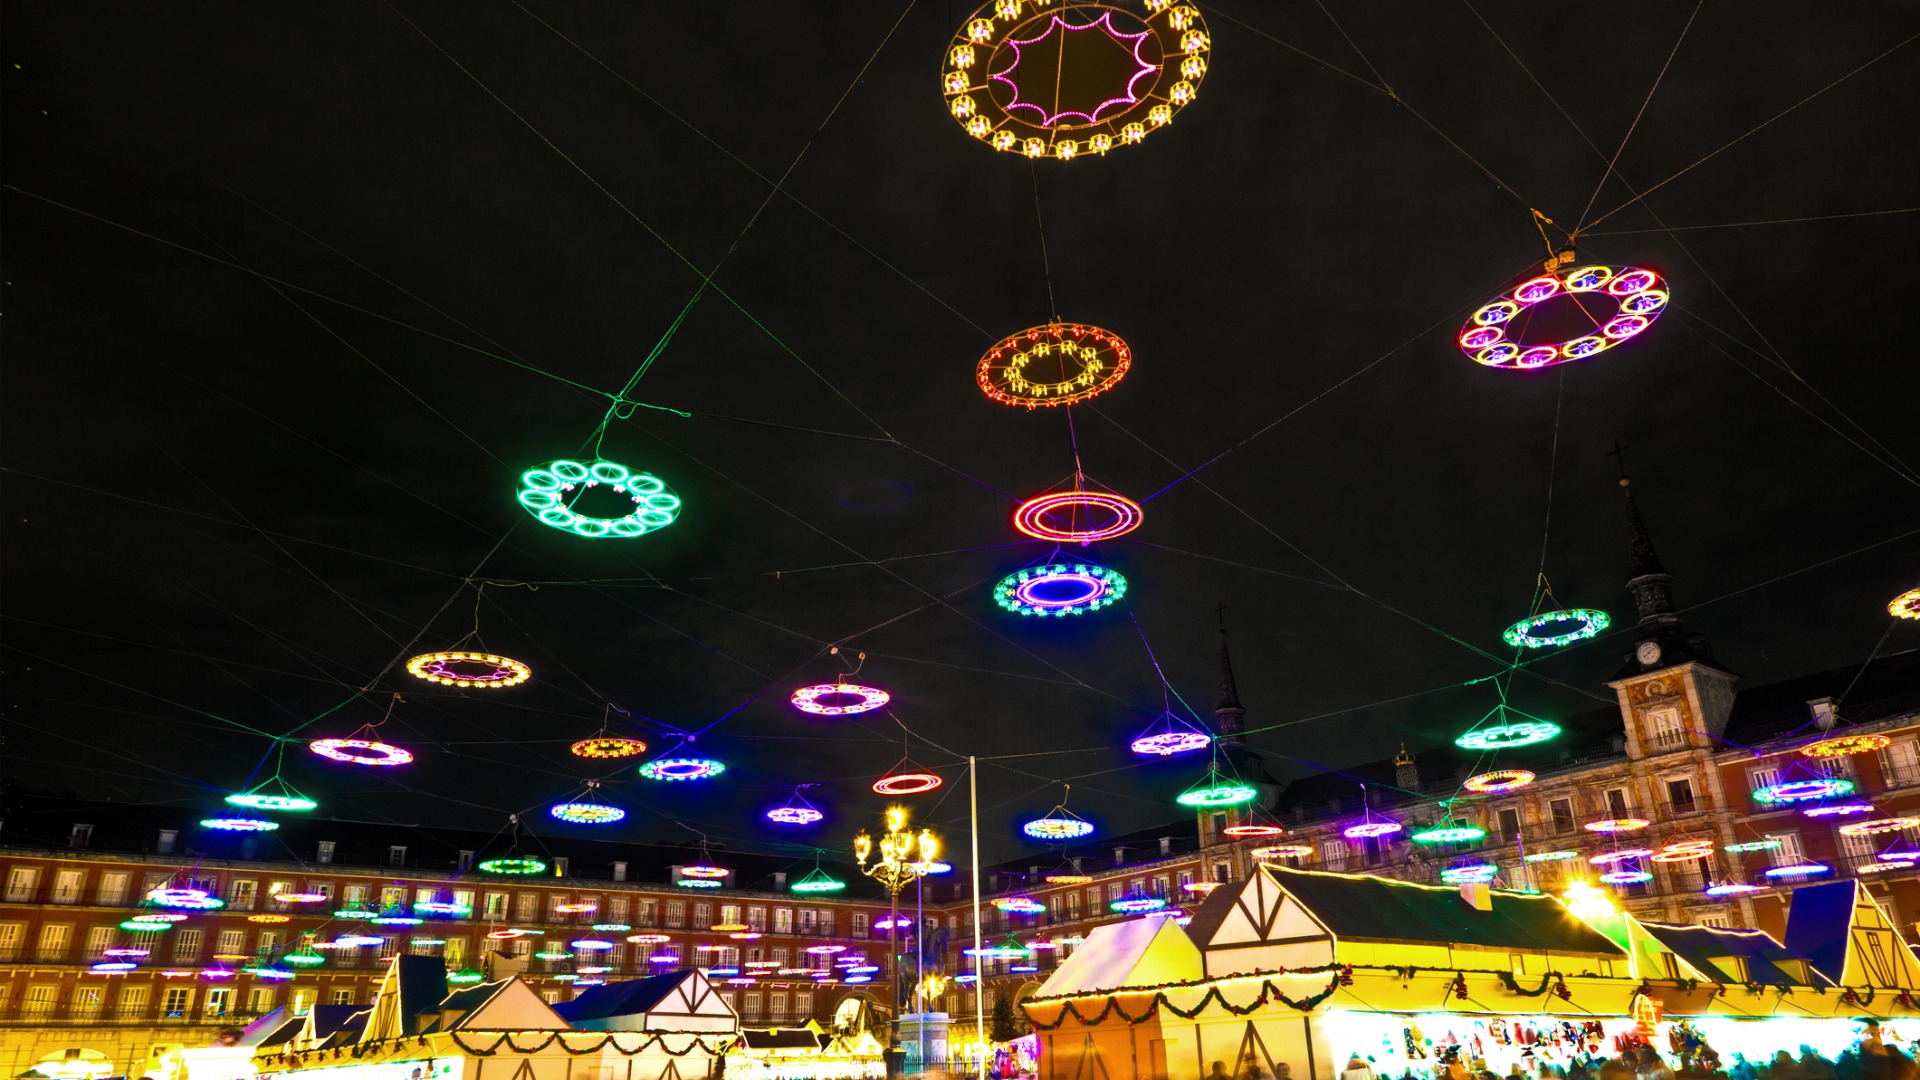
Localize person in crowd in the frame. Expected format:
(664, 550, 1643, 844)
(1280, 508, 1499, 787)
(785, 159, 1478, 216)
(1568, 1061, 1593, 1080)
(1729, 1052, 1757, 1080)
(1801, 1046, 1839, 1080)
(1343, 1054, 1378, 1080)
(1209, 1062, 1230, 1080)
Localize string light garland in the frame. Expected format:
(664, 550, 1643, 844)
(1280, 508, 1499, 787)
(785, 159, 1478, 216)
(977, 323, 1132, 406)
(571, 736, 648, 759)
(405, 650, 530, 689)
(200, 817, 279, 832)
(1888, 588, 1920, 620)
(790, 683, 891, 716)
(308, 737, 412, 766)
(1752, 778, 1856, 804)
(1175, 768, 1257, 808)
(994, 560, 1128, 616)
(1463, 770, 1536, 794)
(1501, 610, 1610, 648)
(941, 2, 1208, 161)
(1014, 491, 1143, 544)
(1455, 720, 1561, 750)
(1801, 733, 1892, 758)
(516, 458, 681, 539)
(1840, 817, 1920, 836)
(476, 857, 546, 875)
(1459, 264, 1669, 370)
(1130, 712, 1211, 756)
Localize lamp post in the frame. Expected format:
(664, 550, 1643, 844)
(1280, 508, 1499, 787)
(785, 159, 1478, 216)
(855, 806, 940, 1070)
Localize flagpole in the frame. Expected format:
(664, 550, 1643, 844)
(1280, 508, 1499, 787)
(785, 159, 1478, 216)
(971, 755, 986, 1080)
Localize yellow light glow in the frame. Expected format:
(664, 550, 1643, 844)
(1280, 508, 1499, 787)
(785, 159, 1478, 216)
(1562, 880, 1615, 919)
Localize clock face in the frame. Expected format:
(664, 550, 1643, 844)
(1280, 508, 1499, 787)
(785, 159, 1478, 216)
(1636, 640, 1663, 666)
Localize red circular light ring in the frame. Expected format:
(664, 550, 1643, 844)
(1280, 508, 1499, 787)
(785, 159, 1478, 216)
(1013, 492, 1143, 544)
(873, 772, 943, 795)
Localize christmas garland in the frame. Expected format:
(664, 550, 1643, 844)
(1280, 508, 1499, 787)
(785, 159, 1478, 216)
(450, 1032, 738, 1057)
(1023, 974, 1342, 1030)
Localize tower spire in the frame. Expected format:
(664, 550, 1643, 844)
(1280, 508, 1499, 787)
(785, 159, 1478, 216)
(1618, 468, 1679, 632)
(1216, 602, 1243, 717)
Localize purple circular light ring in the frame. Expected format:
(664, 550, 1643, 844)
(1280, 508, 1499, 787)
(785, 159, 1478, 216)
(1130, 712, 1211, 757)
(1704, 883, 1762, 896)
(309, 738, 413, 766)
(1017, 573, 1101, 607)
(1460, 265, 1669, 371)
(1343, 821, 1402, 839)
(790, 683, 890, 716)
(1599, 870, 1653, 884)
(766, 805, 826, 826)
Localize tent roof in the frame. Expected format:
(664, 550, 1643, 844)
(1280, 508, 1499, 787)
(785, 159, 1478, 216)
(552, 971, 690, 1021)
(1033, 915, 1200, 998)
(1783, 880, 1859, 984)
(1266, 867, 1625, 957)
(1638, 922, 1811, 986)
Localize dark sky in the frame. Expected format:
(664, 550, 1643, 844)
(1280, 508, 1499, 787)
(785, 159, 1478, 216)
(4, 3, 1918, 867)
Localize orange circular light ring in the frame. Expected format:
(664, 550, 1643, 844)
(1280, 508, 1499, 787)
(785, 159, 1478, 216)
(1890, 588, 1920, 620)
(1801, 734, 1892, 758)
(1221, 825, 1282, 838)
(873, 771, 943, 795)
(1014, 491, 1143, 544)
(1650, 848, 1710, 863)
(1463, 769, 1536, 794)
(1583, 818, 1650, 833)
(1250, 844, 1312, 860)
(977, 323, 1131, 408)
(1839, 816, 1920, 837)
(405, 650, 531, 689)
(571, 737, 648, 760)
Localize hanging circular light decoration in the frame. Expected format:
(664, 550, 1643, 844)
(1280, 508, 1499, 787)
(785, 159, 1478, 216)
(1753, 778, 1856, 804)
(873, 770, 943, 796)
(592, 923, 631, 933)
(1110, 889, 1168, 914)
(224, 775, 317, 813)
(309, 738, 412, 766)
(476, 857, 547, 875)
(994, 895, 1047, 915)
(273, 892, 328, 904)
(1410, 819, 1487, 845)
(1459, 265, 1669, 370)
(1764, 863, 1832, 879)
(682, 861, 729, 881)
(1455, 721, 1561, 751)
(792, 868, 848, 894)
(486, 928, 527, 940)
(91, 961, 140, 973)
(767, 789, 826, 826)
(941, 2, 1208, 161)
(283, 947, 326, 968)
(405, 651, 531, 689)
(516, 458, 681, 539)
(1440, 862, 1498, 884)
(200, 817, 279, 832)
(570, 939, 616, 952)
(1857, 860, 1917, 875)
(1222, 824, 1283, 838)
(1583, 818, 1651, 833)
(120, 920, 173, 932)
(1501, 610, 1610, 649)
(1044, 872, 1093, 885)
(1600, 869, 1654, 884)
(146, 888, 223, 910)
(1175, 768, 1257, 808)
(1342, 819, 1402, 840)
(1523, 850, 1578, 863)
(103, 947, 151, 958)
(1801, 733, 1892, 758)
(1014, 491, 1143, 544)
(332, 905, 380, 920)
(790, 683, 891, 716)
(977, 323, 1132, 408)
(571, 735, 648, 760)
(1589, 849, 1654, 865)
(639, 757, 726, 782)
(1840, 817, 1920, 837)
(447, 968, 484, 985)
(677, 878, 721, 889)
(1023, 814, 1095, 840)
(1183, 881, 1220, 895)
(247, 914, 291, 924)
(1130, 712, 1211, 756)
(1463, 770, 1536, 794)
(1803, 800, 1874, 818)
(994, 560, 1128, 616)
(1650, 847, 1711, 863)
(550, 782, 625, 825)
(1704, 882, 1763, 896)
(415, 901, 471, 917)
(627, 933, 670, 945)
(1888, 588, 1920, 620)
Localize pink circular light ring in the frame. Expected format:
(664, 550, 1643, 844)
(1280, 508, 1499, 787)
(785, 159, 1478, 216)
(309, 738, 413, 766)
(873, 771, 943, 795)
(1462, 769, 1536, 794)
(1013, 492, 1143, 544)
(791, 683, 891, 716)
(1589, 848, 1654, 865)
(766, 805, 826, 826)
(1460, 265, 1669, 370)
(1342, 821, 1403, 839)
(1221, 825, 1282, 838)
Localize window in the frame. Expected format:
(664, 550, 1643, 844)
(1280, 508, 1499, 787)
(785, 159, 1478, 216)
(0, 922, 19, 962)
(157, 829, 178, 854)
(554, 858, 569, 877)
(248, 987, 276, 1014)
(1767, 833, 1805, 866)
(98, 872, 130, 905)
(1497, 808, 1522, 842)
(609, 897, 630, 923)
(771, 991, 788, 1018)
(229, 879, 257, 910)
(446, 937, 467, 966)
(1604, 788, 1631, 818)
(458, 850, 475, 871)
(1065, 891, 1081, 919)
(1646, 708, 1686, 751)
(37, 923, 71, 961)
(1550, 799, 1575, 834)
(206, 988, 232, 1017)
(795, 991, 812, 1018)
(174, 928, 204, 962)
(798, 908, 817, 933)
(1211, 812, 1227, 838)
(1106, 882, 1122, 902)
(317, 840, 335, 864)
(485, 892, 509, 918)
(668, 901, 686, 928)
(119, 985, 150, 1017)
(1880, 739, 1920, 789)
(163, 987, 194, 1017)
(1747, 767, 1780, 807)
(345, 884, 370, 906)
(85, 926, 116, 960)
(612, 860, 627, 882)
(773, 907, 792, 933)
(721, 904, 742, 925)
(217, 929, 247, 956)
(24, 984, 59, 1017)
(384, 845, 404, 867)
(517, 894, 539, 920)
(1697, 914, 1732, 929)
(745, 991, 763, 1018)
(53, 869, 86, 902)
(6, 866, 40, 901)
(258, 931, 282, 953)
(310, 881, 335, 900)
(380, 885, 405, 907)
(291, 988, 315, 1016)
(1666, 778, 1697, 814)
(819, 911, 834, 935)
(1320, 840, 1346, 872)
(1840, 829, 1880, 865)
(1153, 874, 1170, 897)
(1213, 861, 1230, 883)
(331, 989, 355, 1005)
(267, 880, 295, 902)
(851, 912, 866, 935)
(73, 984, 105, 1017)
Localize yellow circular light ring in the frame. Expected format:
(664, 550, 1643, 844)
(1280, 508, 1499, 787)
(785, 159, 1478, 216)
(553, 902, 597, 914)
(710, 923, 749, 933)
(1250, 844, 1312, 860)
(1650, 848, 1710, 863)
(1839, 816, 1920, 837)
(978, 323, 1131, 409)
(405, 651, 531, 689)
(1045, 873, 1093, 884)
(571, 736, 648, 759)
(247, 914, 291, 923)
(1889, 588, 1920, 620)
(941, 1, 1209, 162)
(1463, 769, 1536, 794)
(1801, 734, 1892, 758)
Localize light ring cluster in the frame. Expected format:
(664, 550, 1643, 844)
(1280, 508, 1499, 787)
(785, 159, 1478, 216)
(405, 650, 530, 689)
(571, 737, 648, 759)
(516, 459, 682, 539)
(1023, 815, 1095, 840)
(1800, 733, 1892, 758)
(639, 758, 726, 782)
(1889, 588, 1920, 620)
(1459, 265, 1669, 370)
(1455, 721, 1561, 751)
(873, 771, 943, 795)
(994, 561, 1128, 616)
(1014, 491, 1143, 544)
(942, 2, 1208, 161)
(977, 323, 1132, 408)
(1462, 769, 1535, 794)
(309, 738, 412, 766)
(1501, 609, 1611, 649)
(790, 683, 891, 716)
(550, 801, 626, 825)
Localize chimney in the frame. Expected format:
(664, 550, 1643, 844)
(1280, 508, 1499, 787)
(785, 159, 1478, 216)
(1029, 865, 1040, 875)
(1809, 698, 1838, 730)
(1113, 847, 1127, 866)
(157, 829, 177, 855)
(484, 949, 526, 981)
(773, 872, 787, 889)
(1395, 744, 1419, 790)
(1159, 837, 1172, 857)
(1459, 882, 1492, 912)
(612, 861, 628, 882)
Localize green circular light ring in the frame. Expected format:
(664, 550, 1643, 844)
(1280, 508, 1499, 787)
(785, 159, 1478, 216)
(1722, 840, 1782, 853)
(224, 792, 318, 812)
(1176, 784, 1258, 808)
(993, 562, 1128, 617)
(517, 458, 682, 539)
(1501, 609, 1610, 649)
(792, 878, 847, 894)
(1753, 778, 1855, 804)
(1410, 821, 1488, 844)
(1454, 721, 1562, 751)
(477, 857, 547, 875)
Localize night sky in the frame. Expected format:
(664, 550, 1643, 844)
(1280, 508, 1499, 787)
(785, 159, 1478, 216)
(3, 3, 1917, 867)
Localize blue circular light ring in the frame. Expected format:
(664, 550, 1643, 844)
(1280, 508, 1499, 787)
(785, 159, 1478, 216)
(994, 562, 1127, 617)
(1764, 863, 1832, 878)
(1501, 609, 1610, 649)
(516, 458, 681, 539)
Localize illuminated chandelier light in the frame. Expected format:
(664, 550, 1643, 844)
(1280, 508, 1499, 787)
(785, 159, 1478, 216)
(201, 966, 237, 980)
(1014, 490, 1143, 544)
(677, 878, 721, 889)
(977, 322, 1132, 407)
(1463, 770, 1536, 795)
(767, 789, 826, 827)
(91, 961, 139, 973)
(516, 458, 681, 539)
(475, 856, 547, 875)
(994, 560, 1128, 616)
(308, 737, 412, 766)
(1840, 817, 1920, 837)
(1183, 880, 1219, 894)
(570, 939, 615, 952)
(372, 908, 423, 926)
(1459, 264, 1670, 370)
(941, 1, 1207, 160)
(1583, 818, 1651, 833)
(571, 735, 648, 759)
(200, 817, 279, 832)
(1650, 849, 1709, 863)
(103, 947, 151, 958)
(1501, 610, 1611, 649)
(1801, 733, 1892, 758)
(333, 905, 380, 920)
(1455, 720, 1561, 751)
(1764, 863, 1832, 878)
(790, 683, 891, 716)
(964, 937, 1033, 960)
(1130, 711, 1211, 756)
(1753, 778, 1856, 804)
(639, 756, 726, 782)
(591, 923, 630, 933)
(1888, 588, 1920, 620)
(791, 868, 847, 894)
(994, 895, 1046, 915)
(405, 650, 531, 690)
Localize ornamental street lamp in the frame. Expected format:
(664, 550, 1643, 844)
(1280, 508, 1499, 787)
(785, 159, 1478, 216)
(855, 807, 940, 1057)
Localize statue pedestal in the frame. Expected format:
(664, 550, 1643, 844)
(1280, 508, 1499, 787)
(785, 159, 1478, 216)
(899, 1012, 952, 1079)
